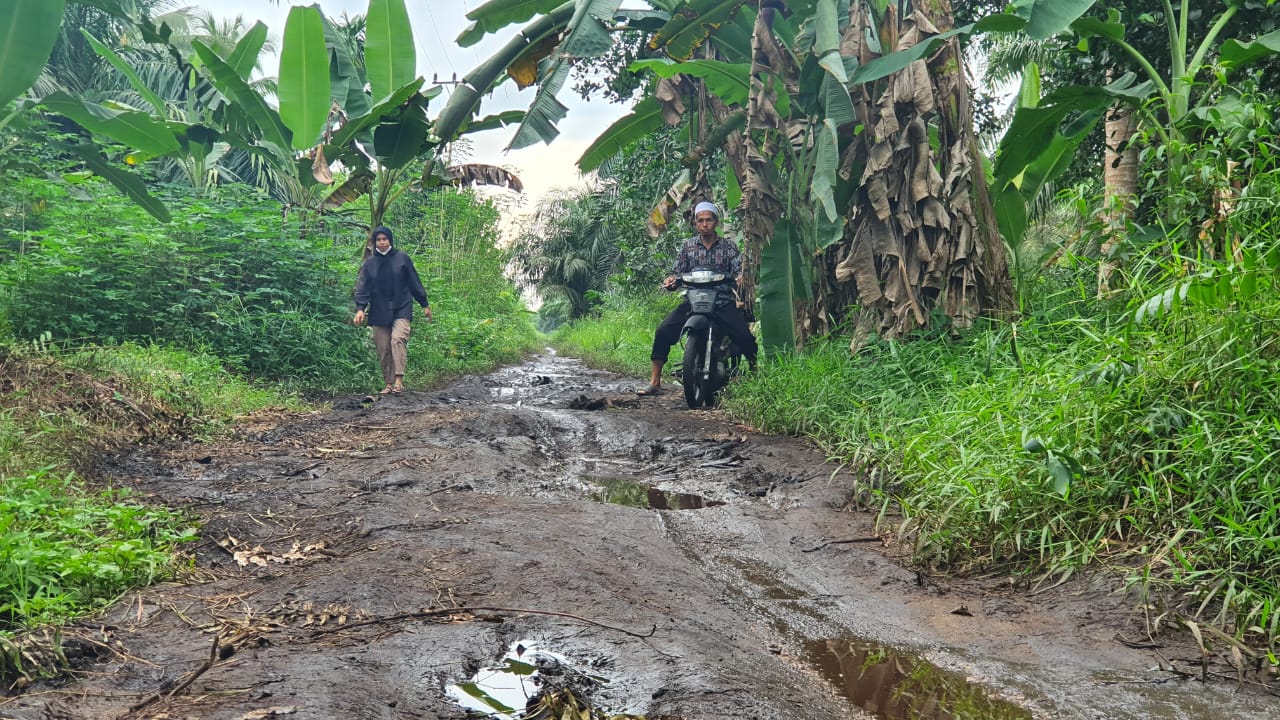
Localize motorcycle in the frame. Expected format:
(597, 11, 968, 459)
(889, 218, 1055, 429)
(675, 268, 748, 409)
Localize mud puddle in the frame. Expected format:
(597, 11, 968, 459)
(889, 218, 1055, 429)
(582, 475, 725, 510)
(807, 638, 1032, 719)
(447, 640, 576, 718)
(3, 352, 1276, 719)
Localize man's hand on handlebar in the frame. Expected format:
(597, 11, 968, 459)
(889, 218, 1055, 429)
(661, 275, 678, 291)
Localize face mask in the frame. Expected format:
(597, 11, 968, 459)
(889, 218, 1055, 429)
(376, 245, 391, 255)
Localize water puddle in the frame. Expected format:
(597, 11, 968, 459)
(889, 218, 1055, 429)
(446, 640, 566, 718)
(807, 638, 1033, 719)
(585, 476, 725, 510)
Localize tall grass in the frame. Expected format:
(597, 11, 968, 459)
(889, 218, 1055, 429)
(723, 190, 1280, 654)
(551, 287, 679, 375)
(0, 178, 367, 389)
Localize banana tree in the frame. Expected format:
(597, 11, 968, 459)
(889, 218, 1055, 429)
(989, 0, 1280, 294)
(9, 0, 519, 228)
(179, 0, 522, 234)
(450, 0, 1023, 352)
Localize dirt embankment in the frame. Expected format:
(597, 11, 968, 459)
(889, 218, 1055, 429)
(2, 354, 1275, 720)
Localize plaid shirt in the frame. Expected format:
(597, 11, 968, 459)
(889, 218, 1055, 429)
(672, 235, 741, 277)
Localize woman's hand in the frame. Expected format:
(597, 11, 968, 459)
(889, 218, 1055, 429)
(353, 309, 366, 326)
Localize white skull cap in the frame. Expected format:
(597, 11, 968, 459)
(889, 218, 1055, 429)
(694, 201, 719, 218)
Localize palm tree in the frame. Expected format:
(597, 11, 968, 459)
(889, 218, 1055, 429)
(511, 187, 622, 330)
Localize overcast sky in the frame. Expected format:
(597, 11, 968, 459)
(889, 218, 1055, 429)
(192, 0, 631, 213)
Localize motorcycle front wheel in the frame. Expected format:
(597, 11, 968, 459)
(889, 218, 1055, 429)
(682, 336, 710, 409)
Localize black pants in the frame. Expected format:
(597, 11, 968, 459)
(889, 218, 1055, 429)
(651, 301, 758, 363)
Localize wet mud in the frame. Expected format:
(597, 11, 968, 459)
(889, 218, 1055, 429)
(2, 353, 1275, 719)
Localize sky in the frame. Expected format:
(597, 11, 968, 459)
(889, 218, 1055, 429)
(192, 0, 631, 214)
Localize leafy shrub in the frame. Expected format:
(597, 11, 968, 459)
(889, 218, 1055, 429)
(0, 174, 540, 398)
(0, 468, 196, 633)
(0, 177, 366, 389)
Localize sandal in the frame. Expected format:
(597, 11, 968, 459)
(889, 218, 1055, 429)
(391, 385, 404, 394)
(379, 385, 394, 395)
(636, 384, 662, 396)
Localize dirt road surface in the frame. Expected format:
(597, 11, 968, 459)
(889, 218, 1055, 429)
(3, 354, 1275, 719)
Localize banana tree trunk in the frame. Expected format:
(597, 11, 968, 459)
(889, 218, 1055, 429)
(1097, 103, 1138, 297)
(737, 1, 792, 348)
(825, 0, 1013, 350)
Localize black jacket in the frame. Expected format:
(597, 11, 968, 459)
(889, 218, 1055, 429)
(353, 247, 429, 327)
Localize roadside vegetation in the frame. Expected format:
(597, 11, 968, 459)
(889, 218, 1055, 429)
(526, 1, 1280, 677)
(0, 3, 536, 686)
(2, 0, 1278, 703)
(550, 158, 1280, 671)
(0, 175, 535, 683)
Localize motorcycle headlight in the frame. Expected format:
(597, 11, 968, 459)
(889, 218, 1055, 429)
(686, 269, 724, 283)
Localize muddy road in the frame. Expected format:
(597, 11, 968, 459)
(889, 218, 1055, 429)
(3, 353, 1275, 719)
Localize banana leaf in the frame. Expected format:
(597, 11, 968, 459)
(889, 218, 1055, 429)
(279, 6, 331, 150)
(366, 0, 416, 100)
(40, 92, 179, 156)
(648, 0, 748, 61)
(193, 40, 292, 153)
(0, 0, 66, 109)
(757, 219, 803, 352)
(458, 0, 569, 47)
(577, 97, 664, 172)
(80, 29, 166, 114)
(630, 58, 750, 106)
(63, 142, 170, 222)
(227, 21, 268, 81)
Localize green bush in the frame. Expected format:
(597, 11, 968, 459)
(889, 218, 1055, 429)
(0, 179, 539, 392)
(0, 468, 196, 633)
(0, 177, 366, 389)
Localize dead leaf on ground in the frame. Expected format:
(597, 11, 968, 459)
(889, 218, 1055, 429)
(219, 536, 331, 567)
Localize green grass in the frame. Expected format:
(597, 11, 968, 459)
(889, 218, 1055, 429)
(0, 340, 310, 477)
(0, 469, 196, 635)
(550, 288, 679, 375)
(722, 296, 1280, 654)
(555, 270, 1280, 660)
(0, 338, 296, 684)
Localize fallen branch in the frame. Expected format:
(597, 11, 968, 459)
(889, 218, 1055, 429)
(123, 633, 221, 717)
(800, 536, 881, 552)
(309, 606, 657, 639)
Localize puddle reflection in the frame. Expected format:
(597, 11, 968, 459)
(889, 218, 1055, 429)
(446, 641, 563, 719)
(586, 476, 725, 510)
(807, 639, 1032, 719)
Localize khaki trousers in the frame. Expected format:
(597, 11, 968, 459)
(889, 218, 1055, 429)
(372, 319, 412, 385)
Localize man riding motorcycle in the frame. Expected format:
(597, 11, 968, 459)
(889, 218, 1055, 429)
(637, 201, 758, 396)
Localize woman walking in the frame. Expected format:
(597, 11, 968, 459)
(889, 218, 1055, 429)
(352, 226, 432, 394)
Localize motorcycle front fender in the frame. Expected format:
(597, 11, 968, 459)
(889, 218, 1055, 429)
(681, 314, 711, 335)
